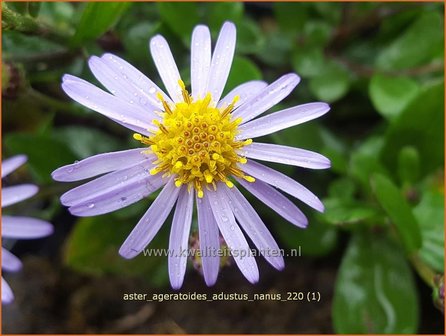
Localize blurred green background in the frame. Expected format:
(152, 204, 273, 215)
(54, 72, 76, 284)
(2, 2, 444, 334)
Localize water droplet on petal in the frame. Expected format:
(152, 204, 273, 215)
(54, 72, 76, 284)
(88, 203, 95, 209)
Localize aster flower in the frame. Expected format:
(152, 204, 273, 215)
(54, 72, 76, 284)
(2, 155, 53, 304)
(52, 22, 330, 289)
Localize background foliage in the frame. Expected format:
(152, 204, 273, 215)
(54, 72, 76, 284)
(2, 2, 444, 333)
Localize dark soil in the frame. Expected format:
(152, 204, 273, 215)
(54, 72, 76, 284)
(3, 249, 443, 334)
(3, 255, 336, 334)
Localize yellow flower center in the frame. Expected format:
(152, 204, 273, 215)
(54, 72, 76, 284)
(134, 80, 254, 198)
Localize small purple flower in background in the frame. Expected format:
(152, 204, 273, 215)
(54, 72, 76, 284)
(2, 155, 53, 304)
(52, 21, 330, 289)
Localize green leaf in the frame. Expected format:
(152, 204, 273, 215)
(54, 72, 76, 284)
(369, 74, 419, 121)
(328, 177, 356, 200)
(350, 137, 387, 192)
(292, 47, 325, 78)
(3, 31, 64, 59)
(322, 198, 379, 226)
(4, 133, 77, 184)
(207, 2, 243, 33)
(397, 146, 420, 184)
(376, 11, 444, 70)
(273, 3, 308, 35)
(65, 213, 170, 287)
(53, 126, 123, 159)
(319, 127, 349, 175)
(224, 56, 261, 94)
(414, 187, 445, 272)
(235, 19, 264, 55)
(381, 80, 444, 176)
(71, 2, 130, 47)
(275, 219, 338, 257)
(123, 22, 160, 66)
(371, 173, 422, 252)
(309, 61, 350, 102)
(303, 20, 332, 47)
(333, 233, 419, 333)
(39, 2, 75, 29)
(271, 122, 323, 147)
(313, 3, 342, 24)
(157, 2, 199, 44)
(256, 31, 293, 67)
(27, 2, 40, 17)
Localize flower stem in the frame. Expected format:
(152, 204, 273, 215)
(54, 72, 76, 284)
(2, 3, 69, 44)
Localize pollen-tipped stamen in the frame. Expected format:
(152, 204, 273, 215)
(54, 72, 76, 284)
(221, 95, 239, 119)
(133, 133, 154, 145)
(157, 93, 173, 115)
(178, 80, 192, 104)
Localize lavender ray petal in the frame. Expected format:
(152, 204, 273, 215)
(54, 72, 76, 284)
(63, 73, 157, 121)
(2, 248, 22, 272)
(69, 173, 165, 217)
(237, 102, 330, 140)
(196, 194, 220, 286)
(100, 53, 171, 108)
(2, 216, 53, 239)
(149, 35, 182, 102)
(191, 25, 211, 100)
(241, 160, 324, 212)
(217, 80, 268, 110)
(2, 155, 27, 178)
(236, 178, 308, 228)
(224, 185, 284, 270)
(168, 187, 194, 290)
(242, 142, 331, 169)
(60, 158, 155, 207)
(88, 56, 160, 112)
(206, 22, 236, 103)
(208, 185, 259, 284)
(232, 73, 300, 124)
(52, 148, 154, 182)
(62, 75, 155, 135)
(119, 179, 180, 259)
(2, 185, 38, 208)
(2, 277, 14, 304)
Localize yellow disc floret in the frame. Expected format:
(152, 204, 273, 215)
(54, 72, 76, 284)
(134, 80, 254, 198)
